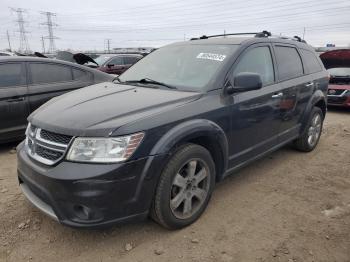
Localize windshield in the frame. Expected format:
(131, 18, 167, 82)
(328, 67, 350, 77)
(119, 44, 238, 91)
(94, 55, 113, 66)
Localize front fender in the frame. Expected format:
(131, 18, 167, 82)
(150, 119, 229, 177)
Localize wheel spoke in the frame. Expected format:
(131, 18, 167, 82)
(173, 173, 187, 188)
(171, 189, 186, 209)
(194, 168, 207, 185)
(187, 161, 197, 178)
(183, 197, 192, 215)
(192, 188, 206, 202)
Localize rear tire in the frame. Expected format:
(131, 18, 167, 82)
(293, 107, 324, 152)
(151, 144, 215, 229)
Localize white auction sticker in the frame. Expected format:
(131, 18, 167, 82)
(196, 53, 226, 62)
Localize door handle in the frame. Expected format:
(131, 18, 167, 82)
(271, 92, 283, 98)
(6, 97, 25, 102)
(305, 82, 314, 87)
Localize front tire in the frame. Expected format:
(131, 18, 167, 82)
(293, 107, 324, 152)
(151, 144, 215, 229)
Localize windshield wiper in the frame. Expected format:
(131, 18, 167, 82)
(124, 78, 177, 89)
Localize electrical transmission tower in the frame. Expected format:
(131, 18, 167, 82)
(40, 11, 58, 53)
(10, 8, 30, 54)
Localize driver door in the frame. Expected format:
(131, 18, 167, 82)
(227, 44, 284, 169)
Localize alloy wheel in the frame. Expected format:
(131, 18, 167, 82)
(170, 159, 210, 219)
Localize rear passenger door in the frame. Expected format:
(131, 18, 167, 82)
(0, 62, 29, 139)
(27, 62, 93, 113)
(228, 44, 283, 168)
(273, 44, 311, 142)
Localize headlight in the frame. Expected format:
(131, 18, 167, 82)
(66, 132, 144, 163)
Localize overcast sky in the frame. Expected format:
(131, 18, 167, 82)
(1, 0, 349, 52)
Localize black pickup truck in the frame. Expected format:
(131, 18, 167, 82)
(17, 32, 328, 229)
(0, 57, 114, 143)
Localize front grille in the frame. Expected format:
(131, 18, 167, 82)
(328, 96, 347, 104)
(328, 89, 346, 96)
(36, 145, 64, 161)
(40, 129, 72, 145)
(25, 124, 73, 165)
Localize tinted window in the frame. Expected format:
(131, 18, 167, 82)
(0, 53, 11, 56)
(120, 44, 238, 91)
(73, 68, 89, 81)
(233, 46, 274, 86)
(0, 63, 23, 87)
(108, 57, 124, 65)
(30, 63, 72, 84)
(124, 56, 140, 65)
(300, 49, 323, 74)
(275, 46, 303, 80)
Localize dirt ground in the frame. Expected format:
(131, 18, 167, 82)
(0, 108, 349, 262)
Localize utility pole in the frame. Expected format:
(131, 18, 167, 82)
(10, 8, 30, 54)
(40, 11, 58, 54)
(302, 27, 306, 40)
(105, 39, 111, 53)
(6, 30, 12, 51)
(41, 36, 45, 53)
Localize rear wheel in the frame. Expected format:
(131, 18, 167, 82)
(293, 107, 324, 152)
(151, 144, 215, 229)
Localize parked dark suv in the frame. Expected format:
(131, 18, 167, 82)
(0, 57, 114, 143)
(17, 32, 328, 229)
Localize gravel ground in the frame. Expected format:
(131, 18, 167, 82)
(0, 108, 349, 262)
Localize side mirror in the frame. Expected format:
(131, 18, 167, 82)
(229, 72, 263, 94)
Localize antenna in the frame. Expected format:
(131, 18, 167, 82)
(10, 8, 30, 54)
(40, 11, 58, 54)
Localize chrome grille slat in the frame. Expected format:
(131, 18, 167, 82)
(25, 124, 73, 165)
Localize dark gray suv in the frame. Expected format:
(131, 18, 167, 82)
(17, 32, 328, 229)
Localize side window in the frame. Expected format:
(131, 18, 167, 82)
(0, 63, 23, 87)
(233, 46, 274, 86)
(72, 68, 91, 81)
(30, 63, 73, 84)
(108, 57, 124, 65)
(124, 56, 140, 65)
(275, 46, 303, 80)
(300, 49, 323, 74)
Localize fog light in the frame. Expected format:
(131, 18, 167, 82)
(73, 205, 92, 220)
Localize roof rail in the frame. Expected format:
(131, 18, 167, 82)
(190, 30, 272, 40)
(190, 31, 307, 43)
(271, 34, 307, 43)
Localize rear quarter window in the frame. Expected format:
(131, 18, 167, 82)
(29, 63, 73, 84)
(300, 49, 323, 74)
(275, 46, 303, 81)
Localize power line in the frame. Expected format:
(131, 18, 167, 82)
(10, 7, 30, 53)
(40, 11, 58, 53)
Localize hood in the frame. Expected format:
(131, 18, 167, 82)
(29, 83, 201, 137)
(320, 49, 350, 69)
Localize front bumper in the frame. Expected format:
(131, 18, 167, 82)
(327, 93, 350, 107)
(17, 142, 167, 228)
